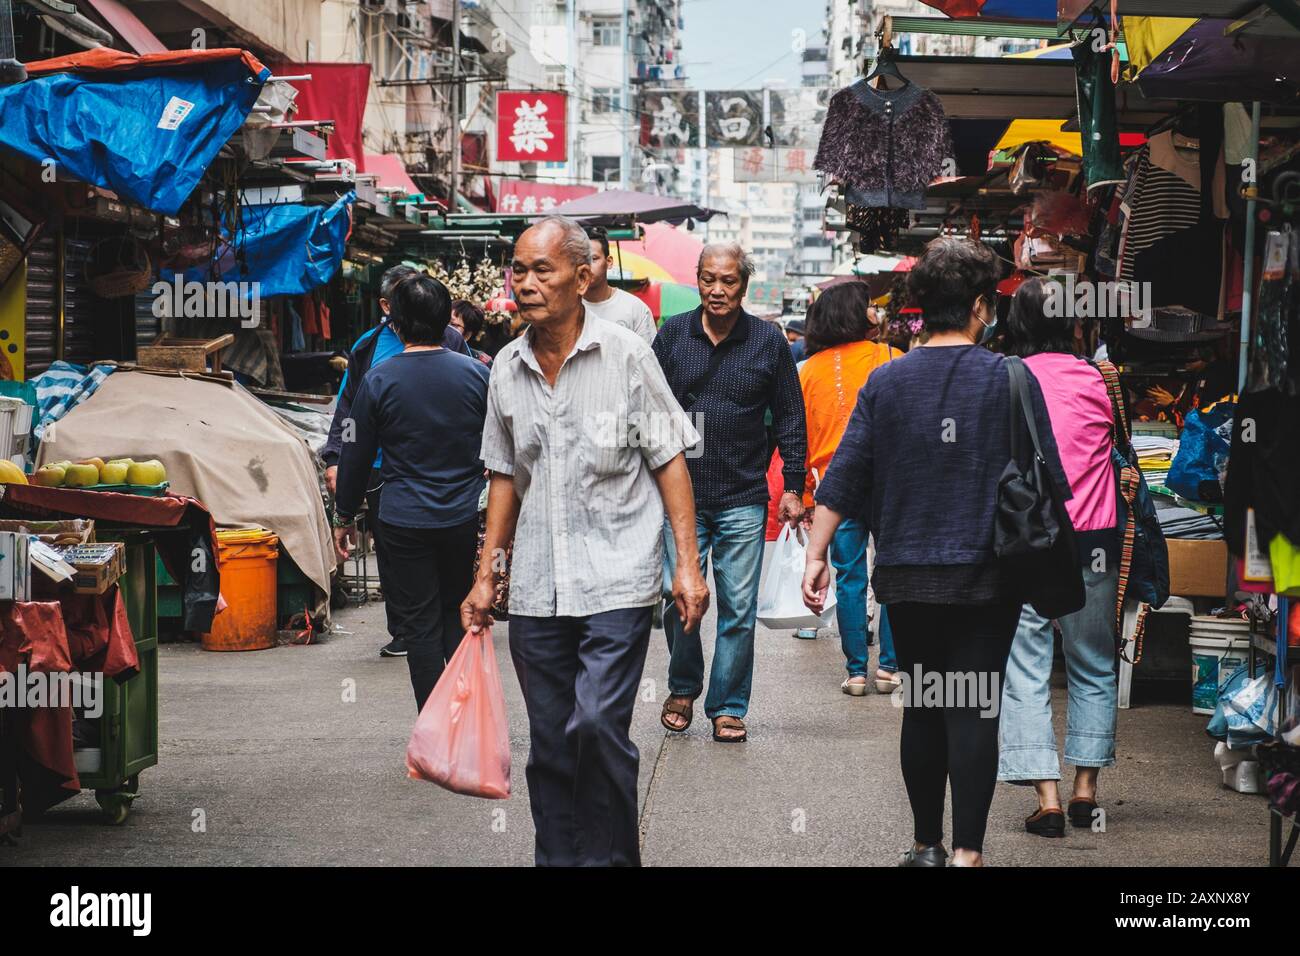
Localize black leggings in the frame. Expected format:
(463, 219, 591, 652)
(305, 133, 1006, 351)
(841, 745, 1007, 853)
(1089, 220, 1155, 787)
(379, 518, 479, 711)
(888, 601, 1020, 854)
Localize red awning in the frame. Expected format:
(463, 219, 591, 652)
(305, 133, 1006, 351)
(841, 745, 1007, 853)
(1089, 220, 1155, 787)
(82, 0, 167, 55)
(364, 153, 420, 197)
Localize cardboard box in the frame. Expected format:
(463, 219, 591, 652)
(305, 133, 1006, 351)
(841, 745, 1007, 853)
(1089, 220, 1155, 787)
(1167, 538, 1229, 597)
(56, 541, 125, 595)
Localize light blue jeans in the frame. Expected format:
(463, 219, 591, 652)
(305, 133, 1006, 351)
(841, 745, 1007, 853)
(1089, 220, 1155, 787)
(662, 504, 766, 719)
(829, 518, 896, 677)
(998, 563, 1120, 781)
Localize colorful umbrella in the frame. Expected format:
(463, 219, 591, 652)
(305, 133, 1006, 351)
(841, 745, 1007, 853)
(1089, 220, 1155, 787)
(609, 223, 704, 286)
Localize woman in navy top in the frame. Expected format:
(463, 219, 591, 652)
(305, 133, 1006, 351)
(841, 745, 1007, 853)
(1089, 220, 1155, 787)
(802, 237, 1070, 868)
(335, 273, 491, 711)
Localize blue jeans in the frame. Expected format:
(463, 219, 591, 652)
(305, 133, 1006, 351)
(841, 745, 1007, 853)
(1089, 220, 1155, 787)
(662, 504, 766, 719)
(998, 564, 1120, 781)
(829, 518, 896, 677)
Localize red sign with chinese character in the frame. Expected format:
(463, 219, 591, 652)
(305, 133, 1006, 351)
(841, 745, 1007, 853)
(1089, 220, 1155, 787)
(494, 178, 594, 215)
(496, 91, 568, 163)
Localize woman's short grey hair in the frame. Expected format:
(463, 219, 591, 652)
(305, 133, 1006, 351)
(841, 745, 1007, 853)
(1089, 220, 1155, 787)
(698, 242, 755, 283)
(531, 215, 593, 268)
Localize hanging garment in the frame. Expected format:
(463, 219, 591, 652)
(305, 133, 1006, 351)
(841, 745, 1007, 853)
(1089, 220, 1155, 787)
(287, 302, 306, 353)
(1224, 102, 1254, 166)
(1269, 534, 1300, 595)
(1148, 129, 1227, 219)
(1248, 229, 1297, 395)
(815, 79, 953, 211)
(1132, 221, 1225, 316)
(1117, 143, 1203, 283)
(1223, 389, 1300, 556)
(847, 205, 909, 253)
(1072, 38, 1126, 190)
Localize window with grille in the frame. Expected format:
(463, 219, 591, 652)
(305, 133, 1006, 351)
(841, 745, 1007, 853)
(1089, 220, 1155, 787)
(592, 17, 621, 47)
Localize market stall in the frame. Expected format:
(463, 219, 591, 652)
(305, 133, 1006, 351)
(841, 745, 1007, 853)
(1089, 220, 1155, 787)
(0, 485, 220, 831)
(811, 5, 1300, 864)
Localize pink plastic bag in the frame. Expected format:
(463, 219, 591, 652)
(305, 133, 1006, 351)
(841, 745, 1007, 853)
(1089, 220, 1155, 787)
(405, 630, 511, 799)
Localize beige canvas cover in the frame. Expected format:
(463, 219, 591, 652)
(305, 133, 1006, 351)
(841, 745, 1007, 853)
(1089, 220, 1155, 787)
(36, 370, 334, 620)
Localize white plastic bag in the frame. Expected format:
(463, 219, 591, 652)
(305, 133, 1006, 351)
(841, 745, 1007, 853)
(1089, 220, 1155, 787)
(758, 524, 836, 630)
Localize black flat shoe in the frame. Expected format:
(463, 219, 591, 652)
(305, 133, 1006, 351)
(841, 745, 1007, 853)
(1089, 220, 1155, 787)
(897, 845, 948, 867)
(1024, 807, 1065, 838)
(1068, 798, 1099, 829)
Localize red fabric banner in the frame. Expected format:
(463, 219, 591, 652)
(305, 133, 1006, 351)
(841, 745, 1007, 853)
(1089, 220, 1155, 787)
(494, 177, 594, 214)
(496, 91, 568, 163)
(278, 63, 371, 173)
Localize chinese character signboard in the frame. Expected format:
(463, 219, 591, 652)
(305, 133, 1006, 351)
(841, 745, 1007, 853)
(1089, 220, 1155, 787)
(705, 90, 763, 147)
(768, 87, 829, 148)
(639, 90, 699, 149)
(496, 91, 567, 163)
(494, 178, 595, 215)
(733, 147, 819, 184)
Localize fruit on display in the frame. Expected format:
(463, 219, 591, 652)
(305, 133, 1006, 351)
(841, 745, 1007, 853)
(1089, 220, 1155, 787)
(0, 460, 28, 485)
(30, 454, 168, 488)
(32, 464, 67, 487)
(63, 463, 100, 487)
(99, 459, 131, 484)
(126, 459, 167, 486)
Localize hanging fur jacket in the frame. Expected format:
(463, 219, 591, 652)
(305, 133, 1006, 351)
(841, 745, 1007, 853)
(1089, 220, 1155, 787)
(814, 79, 953, 211)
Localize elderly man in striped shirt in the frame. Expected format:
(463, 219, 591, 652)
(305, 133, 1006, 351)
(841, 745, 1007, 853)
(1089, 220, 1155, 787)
(462, 216, 709, 867)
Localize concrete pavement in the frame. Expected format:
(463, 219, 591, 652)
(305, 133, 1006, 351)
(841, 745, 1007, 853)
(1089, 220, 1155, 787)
(2, 595, 1271, 866)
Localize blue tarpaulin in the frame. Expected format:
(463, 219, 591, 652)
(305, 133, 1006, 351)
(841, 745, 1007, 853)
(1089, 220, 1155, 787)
(170, 191, 356, 298)
(0, 49, 268, 214)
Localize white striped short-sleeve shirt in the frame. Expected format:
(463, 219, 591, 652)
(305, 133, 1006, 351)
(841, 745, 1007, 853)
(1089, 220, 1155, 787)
(480, 312, 700, 617)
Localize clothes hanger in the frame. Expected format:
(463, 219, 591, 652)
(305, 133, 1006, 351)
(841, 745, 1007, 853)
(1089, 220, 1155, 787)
(863, 17, 910, 93)
(864, 45, 910, 92)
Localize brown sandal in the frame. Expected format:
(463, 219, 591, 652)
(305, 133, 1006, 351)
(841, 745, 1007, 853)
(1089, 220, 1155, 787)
(661, 696, 693, 733)
(711, 715, 747, 743)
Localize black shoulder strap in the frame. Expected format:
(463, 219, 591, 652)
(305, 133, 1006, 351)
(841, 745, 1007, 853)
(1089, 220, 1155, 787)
(1006, 356, 1047, 463)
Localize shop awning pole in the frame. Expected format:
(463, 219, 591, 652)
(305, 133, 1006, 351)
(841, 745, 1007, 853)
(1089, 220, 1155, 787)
(1237, 100, 1263, 393)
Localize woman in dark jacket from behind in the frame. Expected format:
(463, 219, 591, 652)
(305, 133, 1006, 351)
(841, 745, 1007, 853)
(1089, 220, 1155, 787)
(801, 237, 1071, 867)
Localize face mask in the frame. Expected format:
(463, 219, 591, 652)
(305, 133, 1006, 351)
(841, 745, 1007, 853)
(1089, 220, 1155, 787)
(976, 314, 998, 346)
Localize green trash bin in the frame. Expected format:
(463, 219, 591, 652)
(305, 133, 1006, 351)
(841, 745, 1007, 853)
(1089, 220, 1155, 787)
(78, 531, 159, 824)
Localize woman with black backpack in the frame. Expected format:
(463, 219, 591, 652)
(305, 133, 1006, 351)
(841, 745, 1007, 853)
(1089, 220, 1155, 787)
(997, 277, 1124, 839)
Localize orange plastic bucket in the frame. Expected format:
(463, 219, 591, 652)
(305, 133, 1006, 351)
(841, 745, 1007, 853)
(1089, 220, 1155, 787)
(202, 529, 280, 651)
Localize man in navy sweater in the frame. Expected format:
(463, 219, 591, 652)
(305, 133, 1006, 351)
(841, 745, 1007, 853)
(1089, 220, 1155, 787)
(652, 243, 807, 743)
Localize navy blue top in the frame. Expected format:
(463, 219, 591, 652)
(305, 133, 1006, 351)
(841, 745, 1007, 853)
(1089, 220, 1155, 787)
(335, 348, 490, 529)
(652, 308, 807, 510)
(816, 345, 1071, 603)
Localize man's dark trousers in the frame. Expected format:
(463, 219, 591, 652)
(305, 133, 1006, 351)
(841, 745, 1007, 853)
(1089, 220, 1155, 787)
(508, 606, 653, 866)
(362, 469, 397, 640)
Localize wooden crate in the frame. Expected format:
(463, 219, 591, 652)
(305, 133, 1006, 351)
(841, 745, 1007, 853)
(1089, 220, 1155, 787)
(137, 334, 235, 373)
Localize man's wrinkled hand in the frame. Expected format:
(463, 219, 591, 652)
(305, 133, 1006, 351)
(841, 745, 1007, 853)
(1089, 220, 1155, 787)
(332, 525, 354, 565)
(673, 565, 710, 634)
(460, 578, 497, 634)
(778, 491, 805, 529)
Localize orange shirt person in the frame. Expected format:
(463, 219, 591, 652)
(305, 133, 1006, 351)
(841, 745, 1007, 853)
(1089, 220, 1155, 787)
(798, 283, 899, 695)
